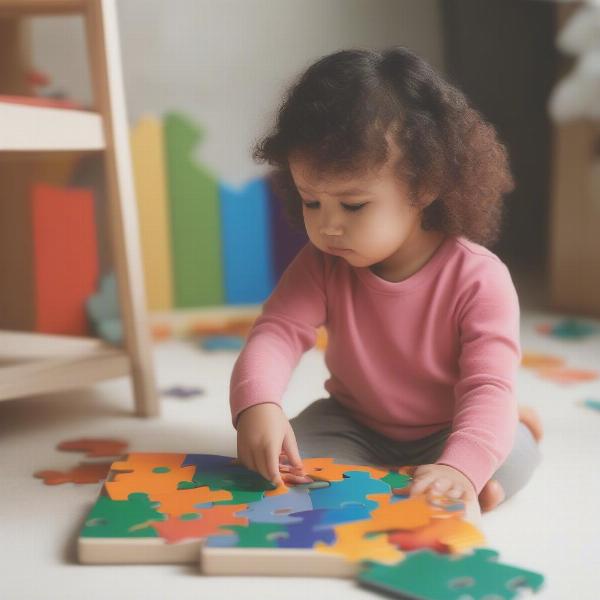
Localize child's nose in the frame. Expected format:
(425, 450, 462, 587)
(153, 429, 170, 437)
(319, 217, 344, 236)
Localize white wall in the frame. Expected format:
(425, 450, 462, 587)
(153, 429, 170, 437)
(30, 0, 444, 186)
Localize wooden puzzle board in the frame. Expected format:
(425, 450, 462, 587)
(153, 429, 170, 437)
(77, 452, 485, 576)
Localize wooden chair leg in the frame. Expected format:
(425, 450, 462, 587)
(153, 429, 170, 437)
(83, 0, 159, 416)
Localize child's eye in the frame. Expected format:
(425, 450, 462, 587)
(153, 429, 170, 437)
(303, 201, 320, 209)
(342, 203, 367, 212)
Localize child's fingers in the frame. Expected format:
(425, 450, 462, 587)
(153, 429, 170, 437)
(265, 444, 283, 485)
(282, 428, 304, 470)
(431, 478, 452, 494)
(409, 475, 435, 496)
(446, 485, 465, 499)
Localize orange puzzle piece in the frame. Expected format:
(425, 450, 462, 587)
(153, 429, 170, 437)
(35, 461, 113, 485)
(105, 453, 196, 500)
(300, 457, 389, 482)
(152, 504, 249, 544)
(57, 438, 129, 458)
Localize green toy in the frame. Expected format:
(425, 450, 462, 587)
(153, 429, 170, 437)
(359, 548, 545, 599)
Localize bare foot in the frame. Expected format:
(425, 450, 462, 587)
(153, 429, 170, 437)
(518, 405, 544, 442)
(478, 406, 543, 513)
(478, 478, 505, 512)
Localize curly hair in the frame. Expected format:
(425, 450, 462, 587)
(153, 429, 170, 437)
(252, 47, 514, 247)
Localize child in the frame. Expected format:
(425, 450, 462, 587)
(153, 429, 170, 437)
(229, 47, 542, 525)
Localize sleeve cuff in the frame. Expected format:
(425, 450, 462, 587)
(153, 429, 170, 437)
(435, 434, 501, 496)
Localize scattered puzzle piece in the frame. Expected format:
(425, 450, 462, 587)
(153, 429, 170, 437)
(359, 548, 545, 600)
(199, 335, 245, 352)
(521, 352, 565, 370)
(57, 438, 128, 458)
(161, 385, 205, 399)
(536, 366, 599, 384)
(583, 398, 600, 412)
(536, 318, 596, 340)
(35, 461, 113, 485)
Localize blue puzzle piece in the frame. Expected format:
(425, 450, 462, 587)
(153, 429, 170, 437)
(309, 471, 390, 511)
(276, 509, 335, 548)
(236, 486, 311, 524)
(199, 335, 245, 352)
(182, 454, 235, 470)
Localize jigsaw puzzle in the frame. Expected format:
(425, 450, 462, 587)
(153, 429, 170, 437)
(78, 453, 544, 596)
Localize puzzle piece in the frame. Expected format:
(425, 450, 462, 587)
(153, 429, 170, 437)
(35, 461, 113, 485)
(301, 458, 389, 482)
(179, 460, 275, 505)
(536, 366, 599, 384)
(57, 438, 128, 458)
(359, 548, 545, 599)
(151, 486, 232, 517)
(161, 386, 205, 399)
(536, 318, 596, 339)
(81, 493, 164, 538)
(235, 486, 312, 524)
(105, 453, 196, 500)
(521, 352, 565, 370)
(388, 514, 485, 554)
(275, 510, 336, 548)
(152, 504, 248, 544)
(199, 335, 245, 352)
(208, 522, 287, 548)
(309, 471, 391, 511)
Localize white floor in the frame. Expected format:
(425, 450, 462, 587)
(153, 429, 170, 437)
(1, 307, 600, 600)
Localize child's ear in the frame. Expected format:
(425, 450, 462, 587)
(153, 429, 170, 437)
(420, 188, 439, 207)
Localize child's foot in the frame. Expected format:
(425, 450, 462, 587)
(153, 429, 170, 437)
(478, 405, 543, 513)
(478, 478, 505, 512)
(518, 405, 544, 442)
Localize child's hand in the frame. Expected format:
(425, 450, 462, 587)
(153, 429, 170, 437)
(409, 463, 476, 501)
(236, 403, 304, 486)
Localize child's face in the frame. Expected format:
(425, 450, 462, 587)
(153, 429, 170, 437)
(289, 151, 431, 273)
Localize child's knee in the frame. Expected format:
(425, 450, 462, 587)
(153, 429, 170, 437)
(492, 422, 542, 501)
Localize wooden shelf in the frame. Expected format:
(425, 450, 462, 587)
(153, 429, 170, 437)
(0, 330, 131, 401)
(0, 0, 85, 17)
(0, 101, 105, 151)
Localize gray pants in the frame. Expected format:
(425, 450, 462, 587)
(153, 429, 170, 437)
(289, 396, 541, 502)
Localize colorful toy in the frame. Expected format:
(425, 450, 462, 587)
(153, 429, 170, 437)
(582, 398, 600, 412)
(77, 452, 544, 597)
(536, 318, 597, 339)
(130, 116, 174, 312)
(164, 112, 223, 308)
(161, 386, 205, 399)
(359, 548, 545, 599)
(57, 437, 128, 458)
(198, 335, 245, 352)
(35, 461, 113, 485)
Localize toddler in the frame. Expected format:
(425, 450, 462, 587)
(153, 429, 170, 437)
(230, 47, 542, 525)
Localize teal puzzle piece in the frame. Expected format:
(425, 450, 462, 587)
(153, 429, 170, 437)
(359, 548, 545, 600)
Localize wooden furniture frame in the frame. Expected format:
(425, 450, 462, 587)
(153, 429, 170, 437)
(0, 0, 159, 416)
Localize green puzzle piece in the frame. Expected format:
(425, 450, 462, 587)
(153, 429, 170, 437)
(381, 471, 412, 490)
(81, 493, 165, 538)
(177, 466, 275, 504)
(359, 548, 545, 600)
(219, 523, 287, 548)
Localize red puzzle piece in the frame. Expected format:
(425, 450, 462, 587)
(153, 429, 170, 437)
(35, 461, 113, 485)
(57, 438, 129, 458)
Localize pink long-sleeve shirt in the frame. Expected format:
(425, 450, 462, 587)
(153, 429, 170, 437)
(229, 236, 521, 495)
